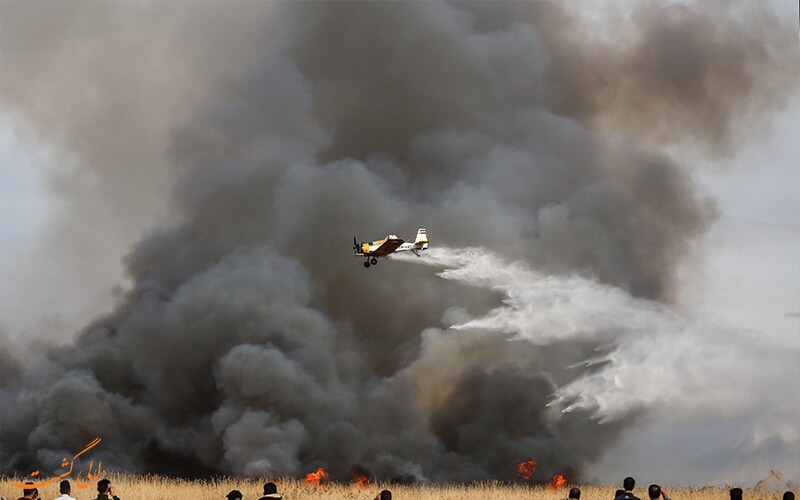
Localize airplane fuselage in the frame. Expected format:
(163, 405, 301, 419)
(354, 229, 428, 268)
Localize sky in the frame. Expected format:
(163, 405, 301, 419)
(691, 89, 800, 349)
(0, 119, 49, 262)
(0, 0, 798, 488)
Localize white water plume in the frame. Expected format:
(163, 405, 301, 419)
(396, 246, 799, 449)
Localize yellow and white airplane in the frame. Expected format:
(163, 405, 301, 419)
(353, 228, 429, 268)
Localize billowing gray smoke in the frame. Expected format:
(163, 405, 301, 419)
(1, 0, 797, 483)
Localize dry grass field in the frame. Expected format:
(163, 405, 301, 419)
(1, 475, 794, 500)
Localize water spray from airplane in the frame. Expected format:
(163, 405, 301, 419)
(395, 245, 798, 462)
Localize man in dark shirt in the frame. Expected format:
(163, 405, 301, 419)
(649, 484, 672, 500)
(258, 482, 282, 500)
(16, 482, 39, 500)
(614, 477, 642, 500)
(93, 479, 120, 500)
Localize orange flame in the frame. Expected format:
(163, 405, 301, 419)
(351, 469, 372, 488)
(303, 468, 330, 487)
(517, 459, 537, 482)
(548, 472, 566, 490)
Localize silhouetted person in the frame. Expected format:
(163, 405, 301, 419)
(648, 484, 671, 500)
(730, 488, 743, 500)
(373, 490, 391, 500)
(93, 479, 120, 500)
(615, 490, 625, 499)
(614, 477, 641, 500)
(226, 491, 243, 500)
(783, 493, 794, 500)
(258, 483, 281, 500)
(569, 487, 581, 500)
(17, 482, 39, 500)
(55, 480, 77, 500)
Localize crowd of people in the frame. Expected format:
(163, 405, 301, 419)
(9, 476, 796, 500)
(14, 478, 119, 500)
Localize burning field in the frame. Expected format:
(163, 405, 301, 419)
(0, 474, 793, 500)
(1, 0, 799, 488)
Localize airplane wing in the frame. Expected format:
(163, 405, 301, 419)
(372, 238, 404, 255)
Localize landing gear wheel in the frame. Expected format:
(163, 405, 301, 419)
(364, 261, 371, 268)
(370, 257, 378, 265)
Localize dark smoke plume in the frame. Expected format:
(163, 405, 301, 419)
(1, 0, 797, 483)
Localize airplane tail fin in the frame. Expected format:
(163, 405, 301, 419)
(413, 228, 429, 250)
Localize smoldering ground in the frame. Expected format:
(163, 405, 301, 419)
(1, 0, 798, 484)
